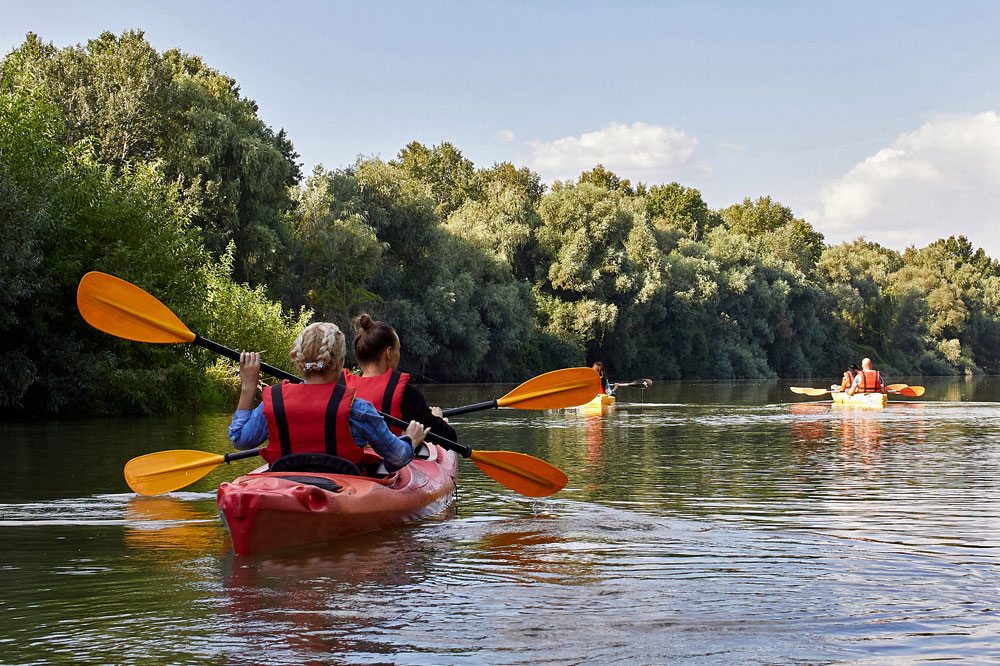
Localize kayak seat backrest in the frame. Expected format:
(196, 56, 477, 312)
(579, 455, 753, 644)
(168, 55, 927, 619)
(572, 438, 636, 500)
(267, 474, 343, 493)
(269, 453, 362, 476)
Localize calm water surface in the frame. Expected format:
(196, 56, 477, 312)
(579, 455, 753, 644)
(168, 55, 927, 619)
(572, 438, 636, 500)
(2, 376, 999, 665)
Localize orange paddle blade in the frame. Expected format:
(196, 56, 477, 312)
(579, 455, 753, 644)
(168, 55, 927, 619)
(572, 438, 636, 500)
(124, 449, 228, 495)
(790, 387, 830, 396)
(889, 386, 925, 397)
(77, 271, 196, 344)
(885, 383, 908, 391)
(496, 367, 602, 410)
(469, 450, 568, 498)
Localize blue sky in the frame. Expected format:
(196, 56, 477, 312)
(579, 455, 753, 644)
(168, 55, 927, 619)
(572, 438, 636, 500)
(4, 1, 1000, 257)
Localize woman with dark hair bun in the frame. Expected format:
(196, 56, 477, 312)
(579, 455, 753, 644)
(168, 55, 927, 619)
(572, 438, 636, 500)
(342, 314, 457, 441)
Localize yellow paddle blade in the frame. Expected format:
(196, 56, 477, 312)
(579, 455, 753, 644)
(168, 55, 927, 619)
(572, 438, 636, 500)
(77, 271, 196, 344)
(469, 450, 568, 498)
(124, 449, 227, 496)
(496, 367, 602, 410)
(790, 387, 830, 396)
(885, 383, 908, 391)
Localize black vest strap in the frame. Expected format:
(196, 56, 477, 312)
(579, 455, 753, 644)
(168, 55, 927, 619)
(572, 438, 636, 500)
(271, 383, 292, 457)
(382, 370, 402, 414)
(324, 381, 347, 456)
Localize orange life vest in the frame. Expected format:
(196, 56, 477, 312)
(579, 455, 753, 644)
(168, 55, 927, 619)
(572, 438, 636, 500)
(840, 370, 856, 391)
(342, 368, 409, 434)
(260, 380, 357, 465)
(856, 369, 882, 393)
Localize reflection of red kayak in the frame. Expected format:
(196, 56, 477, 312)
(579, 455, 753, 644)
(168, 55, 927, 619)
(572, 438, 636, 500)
(217, 444, 458, 556)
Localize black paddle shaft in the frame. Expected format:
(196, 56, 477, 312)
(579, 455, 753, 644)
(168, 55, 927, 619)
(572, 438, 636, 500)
(224, 448, 267, 463)
(194, 334, 300, 383)
(442, 399, 498, 417)
(193, 335, 473, 458)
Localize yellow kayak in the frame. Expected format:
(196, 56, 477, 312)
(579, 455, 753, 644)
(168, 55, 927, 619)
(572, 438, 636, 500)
(579, 393, 615, 413)
(831, 391, 888, 409)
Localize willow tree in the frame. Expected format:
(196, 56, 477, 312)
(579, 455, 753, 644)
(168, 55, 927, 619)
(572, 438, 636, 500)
(2, 30, 301, 286)
(533, 180, 644, 363)
(894, 236, 1000, 374)
(816, 239, 902, 364)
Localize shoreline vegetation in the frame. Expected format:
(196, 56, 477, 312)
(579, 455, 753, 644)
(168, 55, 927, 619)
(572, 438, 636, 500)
(2, 30, 999, 418)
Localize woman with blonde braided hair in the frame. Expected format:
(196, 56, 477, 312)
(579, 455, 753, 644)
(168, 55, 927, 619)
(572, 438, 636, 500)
(228, 322, 430, 474)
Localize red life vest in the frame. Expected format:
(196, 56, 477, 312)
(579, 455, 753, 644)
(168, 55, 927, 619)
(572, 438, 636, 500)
(260, 380, 357, 465)
(857, 369, 882, 393)
(342, 368, 409, 434)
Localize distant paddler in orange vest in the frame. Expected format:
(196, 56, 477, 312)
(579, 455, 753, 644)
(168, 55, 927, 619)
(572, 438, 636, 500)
(847, 358, 884, 396)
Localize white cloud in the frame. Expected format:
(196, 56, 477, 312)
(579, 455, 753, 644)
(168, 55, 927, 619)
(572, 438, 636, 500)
(496, 129, 515, 143)
(806, 112, 1000, 258)
(525, 121, 702, 184)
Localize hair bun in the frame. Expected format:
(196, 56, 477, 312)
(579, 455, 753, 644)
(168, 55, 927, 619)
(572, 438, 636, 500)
(354, 313, 374, 331)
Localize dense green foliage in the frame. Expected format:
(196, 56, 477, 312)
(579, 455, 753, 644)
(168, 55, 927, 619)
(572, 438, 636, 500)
(2, 31, 998, 417)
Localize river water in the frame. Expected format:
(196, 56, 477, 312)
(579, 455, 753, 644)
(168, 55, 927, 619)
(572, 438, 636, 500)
(2, 377, 999, 665)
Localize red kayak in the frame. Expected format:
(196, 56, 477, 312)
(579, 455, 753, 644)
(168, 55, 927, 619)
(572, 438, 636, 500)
(217, 444, 457, 555)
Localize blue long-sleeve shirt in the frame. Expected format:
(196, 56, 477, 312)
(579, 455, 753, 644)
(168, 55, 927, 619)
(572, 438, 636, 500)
(228, 397, 415, 472)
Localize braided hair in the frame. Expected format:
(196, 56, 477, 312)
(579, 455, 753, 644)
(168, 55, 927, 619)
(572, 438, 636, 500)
(289, 322, 345, 376)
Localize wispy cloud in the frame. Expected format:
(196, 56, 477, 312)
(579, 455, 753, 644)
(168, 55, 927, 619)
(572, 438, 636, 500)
(525, 121, 702, 184)
(496, 129, 515, 143)
(806, 112, 1000, 257)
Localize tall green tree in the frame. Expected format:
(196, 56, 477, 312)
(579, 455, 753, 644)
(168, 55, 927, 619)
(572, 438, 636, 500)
(645, 182, 716, 241)
(392, 141, 479, 219)
(2, 30, 302, 286)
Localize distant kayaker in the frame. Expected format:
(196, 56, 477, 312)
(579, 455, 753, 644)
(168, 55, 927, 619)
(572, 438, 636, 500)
(592, 361, 618, 397)
(344, 314, 457, 441)
(228, 322, 430, 474)
(847, 358, 884, 396)
(839, 364, 860, 391)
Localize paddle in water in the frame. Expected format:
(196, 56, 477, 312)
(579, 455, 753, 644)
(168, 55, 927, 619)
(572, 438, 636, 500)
(618, 378, 653, 388)
(78, 271, 568, 498)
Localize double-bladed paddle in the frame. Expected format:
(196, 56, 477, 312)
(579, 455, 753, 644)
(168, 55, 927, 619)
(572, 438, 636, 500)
(78, 271, 568, 498)
(791, 384, 924, 398)
(442, 367, 601, 417)
(885, 383, 926, 397)
(790, 386, 832, 396)
(618, 378, 653, 388)
(125, 447, 265, 496)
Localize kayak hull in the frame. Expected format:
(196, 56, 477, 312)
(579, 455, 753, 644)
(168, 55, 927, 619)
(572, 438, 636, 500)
(578, 393, 615, 413)
(217, 444, 458, 556)
(831, 391, 888, 409)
